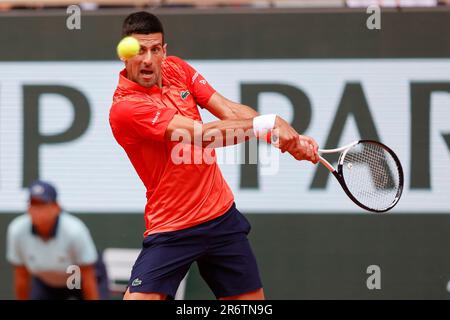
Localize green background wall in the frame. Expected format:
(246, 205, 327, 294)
(1, 213, 450, 299)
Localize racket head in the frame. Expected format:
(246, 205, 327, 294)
(336, 140, 404, 213)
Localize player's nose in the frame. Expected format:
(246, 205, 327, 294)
(142, 51, 153, 65)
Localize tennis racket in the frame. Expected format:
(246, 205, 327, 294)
(318, 140, 404, 213)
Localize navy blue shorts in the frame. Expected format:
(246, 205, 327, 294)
(128, 203, 262, 299)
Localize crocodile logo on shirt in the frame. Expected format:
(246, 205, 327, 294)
(180, 90, 190, 100)
(131, 278, 142, 287)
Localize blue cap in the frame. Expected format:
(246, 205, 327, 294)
(29, 180, 58, 203)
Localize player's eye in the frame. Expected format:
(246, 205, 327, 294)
(139, 47, 146, 55)
(152, 47, 161, 54)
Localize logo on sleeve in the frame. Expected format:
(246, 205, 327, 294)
(191, 72, 199, 84)
(131, 278, 142, 287)
(180, 90, 190, 100)
(151, 111, 161, 125)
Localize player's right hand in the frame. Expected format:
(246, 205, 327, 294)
(297, 134, 319, 164)
(272, 116, 319, 164)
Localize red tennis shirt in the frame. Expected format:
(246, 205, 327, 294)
(109, 56, 235, 236)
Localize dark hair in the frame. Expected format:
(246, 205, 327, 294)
(122, 11, 164, 40)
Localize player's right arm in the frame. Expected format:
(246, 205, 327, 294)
(164, 57, 318, 163)
(165, 114, 318, 163)
(111, 100, 317, 163)
(13, 265, 31, 300)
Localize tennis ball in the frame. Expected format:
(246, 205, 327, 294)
(117, 36, 140, 60)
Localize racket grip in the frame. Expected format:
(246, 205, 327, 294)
(319, 156, 335, 172)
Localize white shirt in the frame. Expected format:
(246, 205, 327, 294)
(6, 211, 98, 288)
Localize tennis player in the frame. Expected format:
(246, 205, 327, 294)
(109, 11, 319, 300)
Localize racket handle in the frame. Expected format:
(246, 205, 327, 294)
(319, 155, 335, 172)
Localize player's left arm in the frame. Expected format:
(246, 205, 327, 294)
(204, 92, 259, 121)
(80, 265, 99, 300)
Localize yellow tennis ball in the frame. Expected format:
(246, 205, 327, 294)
(117, 36, 140, 60)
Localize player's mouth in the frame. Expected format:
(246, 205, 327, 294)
(140, 69, 154, 80)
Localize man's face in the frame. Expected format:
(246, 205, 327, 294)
(125, 33, 167, 88)
(28, 199, 59, 229)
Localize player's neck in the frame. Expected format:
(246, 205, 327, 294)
(35, 216, 59, 241)
(35, 225, 53, 241)
(157, 76, 163, 88)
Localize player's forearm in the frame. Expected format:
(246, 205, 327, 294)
(14, 266, 31, 300)
(167, 114, 277, 149)
(81, 266, 99, 300)
(167, 115, 256, 148)
(82, 283, 99, 300)
(201, 118, 255, 148)
(15, 283, 29, 300)
(14, 277, 30, 300)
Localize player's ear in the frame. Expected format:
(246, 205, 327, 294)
(124, 58, 129, 69)
(163, 43, 168, 58)
(53, 203, 62, 215)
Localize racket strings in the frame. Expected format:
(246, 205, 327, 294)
(341, 142, 401, 211)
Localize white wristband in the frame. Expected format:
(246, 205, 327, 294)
(253, 114, 277, 138)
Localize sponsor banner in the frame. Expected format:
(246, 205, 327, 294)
(0, 59, 449, 213)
